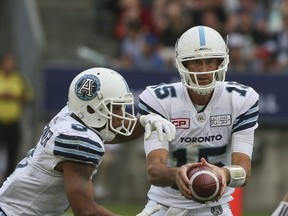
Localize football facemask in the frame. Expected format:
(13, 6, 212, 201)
(68, 67, 137, 140)
(175, 26, 229, 95)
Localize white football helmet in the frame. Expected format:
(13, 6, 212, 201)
(68, 67, 137, 141)
(175, 25, 229, 95)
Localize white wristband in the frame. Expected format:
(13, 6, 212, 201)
(224, 165, 246, 188)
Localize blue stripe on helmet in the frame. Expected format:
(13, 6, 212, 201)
(198, 26, 206, 46)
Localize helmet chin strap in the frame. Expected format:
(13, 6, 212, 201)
(99, 128, 116, 142)
(89, 121, 117, 142)
(187, 79, 215, 95)
(193, 88, 213, 95)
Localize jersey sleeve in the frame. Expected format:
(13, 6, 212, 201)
(138, 84, 171, 119)
(232, 87, 259, 133)
(53, 133, 104, 165)
(230, 86, 259, 158)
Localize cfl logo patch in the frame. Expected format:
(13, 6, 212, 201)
(171, 118, 190, 129)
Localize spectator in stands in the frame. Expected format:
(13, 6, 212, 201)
(93, 0, 119, 36)
(267, 2, 288, 72)
(115, 18, 145, 68)
(228, 32, 254, 73)
(100, 0, 284, 73)
(138, 34, 165, 69)
(154, 1, 191, 69)
(253, 43, 279, 73)
(228, 11, 258, 72)
(114, 0, 155, 40)
(0, 52, 34, 181)
(231, 0, 269, 52)
(201, 9, 226, 36)
(188, 0, 229, 36)
(234, 0, 268, 40)
(157, 1, 191, 47)
(114, 18, 165, 70)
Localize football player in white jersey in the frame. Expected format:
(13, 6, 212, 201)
(272, 191, 288, 216)
(136, 26, 259, 216)
(0, 67, 175, 216)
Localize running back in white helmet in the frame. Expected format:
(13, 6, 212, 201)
(175, 25, 229, 95)
(68, 67, 137, 141)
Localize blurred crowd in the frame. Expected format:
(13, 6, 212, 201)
(94, 0, 288, 74)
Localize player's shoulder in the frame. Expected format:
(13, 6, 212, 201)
(221, 81, 259, 99)
(141, 82, 183, 98)
(46, 107, 104, 164)
(53, 124, 104, 165)
(52, 108, 101, 144)
(49, 106, 87, 133)
(219, 81, 259, 114)
(145, 82, 181, 90)
(138, 82, 183, 117)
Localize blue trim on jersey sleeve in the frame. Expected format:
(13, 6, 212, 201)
(138, 98, 165, 119)
(54, 134, 104, 165)
(232, 101, 259, 133)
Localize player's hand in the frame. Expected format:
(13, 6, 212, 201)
(200, 158, 227, 200)
(139, 113, 176, 142)
(175, 162, 202, 200)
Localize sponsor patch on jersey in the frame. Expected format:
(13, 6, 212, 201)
(75, 74, 100, 101)
(210, 114, 231, 127)
(171, 118, 190, 129)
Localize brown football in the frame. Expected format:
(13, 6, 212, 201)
(187, 165, 222, 203)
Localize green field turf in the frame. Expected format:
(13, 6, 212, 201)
(61, 204, 271, 216)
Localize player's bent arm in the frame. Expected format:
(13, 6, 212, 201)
(222, 131, 254, 187)
(59, 161, 119, 216)
(108, 114, 176, 144)
(146, 149, 199, 200)
(223, 152, 251, 187)
(146, 149, 178, 187)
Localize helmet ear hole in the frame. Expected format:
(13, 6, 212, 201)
(87, 105, 95, 114)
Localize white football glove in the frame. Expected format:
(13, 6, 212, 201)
(139, 113, 176, 142)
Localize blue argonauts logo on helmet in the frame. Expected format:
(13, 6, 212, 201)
(75, 74, 100, 101)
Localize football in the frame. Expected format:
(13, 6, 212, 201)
(187, 165, 222, 203)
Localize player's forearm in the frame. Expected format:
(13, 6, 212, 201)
(231, 152, 251, 186)
(147, 163, 178, 187)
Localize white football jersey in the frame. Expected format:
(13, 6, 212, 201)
(0, 106, 105, 216)
(138, 81, 259, 209)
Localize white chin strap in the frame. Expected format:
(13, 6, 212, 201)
(186, 80, 215, 95)
(187, 83, 214, 95)
(99, 128, 116, 142)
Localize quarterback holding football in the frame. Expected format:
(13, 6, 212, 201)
(137, 26, 259, 216)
